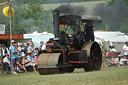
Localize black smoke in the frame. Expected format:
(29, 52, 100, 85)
(54, 3, 87, 16)
(92, 0, 128, 31)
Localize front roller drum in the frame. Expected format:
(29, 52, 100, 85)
(37, 53, 61, 75)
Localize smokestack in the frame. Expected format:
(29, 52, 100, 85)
(52, 10, 60, 38)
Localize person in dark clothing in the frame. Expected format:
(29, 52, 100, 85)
(84, 22, 94, 42)
(72, 22, 81, 36)
(2, 44, 8, 57)
(24, 43, 29, 56)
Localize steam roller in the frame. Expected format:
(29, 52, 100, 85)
(37, 10, 102, 75)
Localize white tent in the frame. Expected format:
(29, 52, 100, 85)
(94, 31, 128, 55)
(24, 32, 54, 47)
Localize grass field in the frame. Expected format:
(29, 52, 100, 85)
(0, 66, 128, 85)
(42, 1, 107, 14)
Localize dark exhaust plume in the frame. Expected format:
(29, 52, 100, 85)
(54, 3, 86, 16)
(92, 0, 128, 30)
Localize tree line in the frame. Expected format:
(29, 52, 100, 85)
(0, 0, 108, 4)
(0, 0, 54, 34)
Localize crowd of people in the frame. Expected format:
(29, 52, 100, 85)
(0, 40, 46, 74)
(106, 42, 128, 67)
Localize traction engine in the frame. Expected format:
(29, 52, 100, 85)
(37, 11, 102, 75)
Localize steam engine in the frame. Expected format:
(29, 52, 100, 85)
(37, 11, 102, 75)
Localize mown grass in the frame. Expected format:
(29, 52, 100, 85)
(0, 66, 128, 85)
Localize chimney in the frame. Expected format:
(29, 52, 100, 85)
(52, 10, 60, 38)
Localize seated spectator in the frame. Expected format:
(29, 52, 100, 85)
(3, 54, 11, 74)
(26, 51, 32, 62)
(119, 55, 128, 66)
(113, 56, 119, 64)
(110, 46, 117, 52)
(15, 43, 22, 72)
(18, 43, 23, 64)
(34, 53, 38, 63)
(105, 56, 119, 67)
(111, 54, 119, 64)
(17, 48, 25, 72)
(26, 51, 37, 72)
(21, 48, 25, 56)
(21, 54, 27, 72)
(34, 47, 39, 58)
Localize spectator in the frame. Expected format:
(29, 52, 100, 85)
(18, 43, 23, 55)
(2, 44, 9, 57)
(6, 45, 10, 51)
(42, 43, 46, 50)
(123, 41, 128, 57)
(21, 54, 27, 72)
(26, 51, 32, 62)
(39, 41, 46, 51)
(106, 56, 114, 66)
(28, 41, 34, 51)
(9, 40, 18, 74)
(26, 51, 37, 72)
(119, 55, 128, 66)
(39, 41, 43, 51)
(3, 54, 11, 74)
(109, 46, 117, 52)
(84, 22, 94, 42)
(18, 43, 23, 58)
(15, 43, 21, 70)
(34, 53, 38, 63)
(34, 47, 38, 58)
(113, 56, 119, 64)
(21, 48, 24, 56)
(24, 42, 29, 56)
(27, 41, 34, 61)
(105, 56, 119, 67)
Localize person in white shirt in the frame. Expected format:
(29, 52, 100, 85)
(120, 55, 128, 66)
(123, 41, 128, 56)
(38, 41, 43, 51)
(42, 44, 46, 50)
(38, 41, 46, 51)
(17, 43, 23, 65)
(3, 54, 11, 74)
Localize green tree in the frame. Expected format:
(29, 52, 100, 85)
(1, 0, 53, 34)
(107, 0, 128, 6)
(106, 0, 128, 34)
(119, 20, 128, 34)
